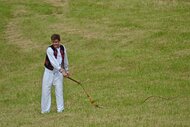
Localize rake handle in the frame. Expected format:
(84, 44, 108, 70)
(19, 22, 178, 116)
(67, 77, 81, 84)
(67, 77, 89, 96)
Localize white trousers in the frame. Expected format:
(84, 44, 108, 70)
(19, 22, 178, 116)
(41, 68, 64, 113)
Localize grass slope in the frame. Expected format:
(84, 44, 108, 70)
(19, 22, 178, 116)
(0, 0, 190, 127)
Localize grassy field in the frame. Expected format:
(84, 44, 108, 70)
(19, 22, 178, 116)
(0, 0, 190, 126)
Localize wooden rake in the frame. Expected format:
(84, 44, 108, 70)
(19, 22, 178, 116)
(67, 77, 102, 108)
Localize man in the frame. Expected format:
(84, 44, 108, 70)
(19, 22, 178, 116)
(41, 34, 69, 113)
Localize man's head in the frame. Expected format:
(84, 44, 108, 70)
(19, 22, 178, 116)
(51, 34, 61, 48)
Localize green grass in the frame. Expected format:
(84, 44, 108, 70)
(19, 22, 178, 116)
(0, 0, 190, 126)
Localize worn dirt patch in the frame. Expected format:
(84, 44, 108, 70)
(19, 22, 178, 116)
(44, 0, 68, 7)
(5, 19, 37, 52)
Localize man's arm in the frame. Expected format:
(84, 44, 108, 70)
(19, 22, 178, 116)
(60, 46, 69, 77)
(63, 47, 69, 73)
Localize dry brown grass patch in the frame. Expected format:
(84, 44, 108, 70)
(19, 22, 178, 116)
(5, 19, 37, 52)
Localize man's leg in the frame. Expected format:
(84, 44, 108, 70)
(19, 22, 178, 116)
(41, 68, 53, 113)
(54, 73, 64, 112)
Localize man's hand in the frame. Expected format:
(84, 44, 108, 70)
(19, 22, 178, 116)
(59, 68, 69, 77)
(59, 68, 65, 73)
(63, 71, 69, 78)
